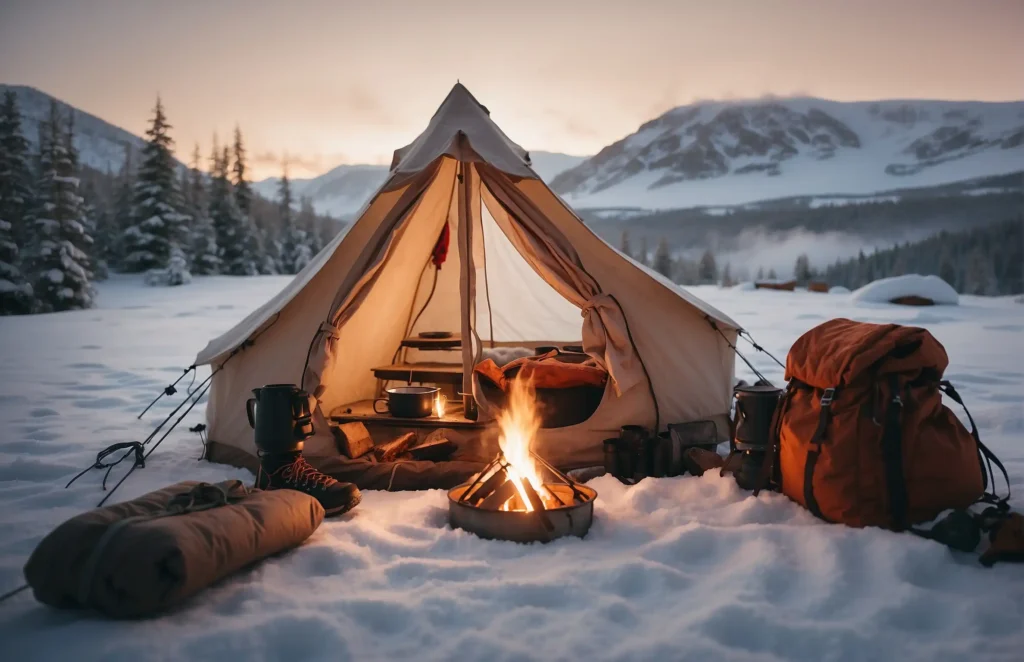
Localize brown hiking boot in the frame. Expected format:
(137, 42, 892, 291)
(256, 453, 361, 516)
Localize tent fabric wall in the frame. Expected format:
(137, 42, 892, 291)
(195, 83, 741, 470)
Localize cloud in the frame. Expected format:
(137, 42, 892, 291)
(709, 228, 897, 277)
(541, 107, 602, 140)
(286, 81, 403, 129)
(248, 150, 350, 179)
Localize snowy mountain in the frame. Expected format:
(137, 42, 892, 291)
(552, 98, 1024, 210)
(526, 150, 589, 182)
(0, 85, 168, 174)
(253, 150, 588, 219)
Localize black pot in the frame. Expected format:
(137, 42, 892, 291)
(374, 386, 439, 418)
(733, 384, 782, 452)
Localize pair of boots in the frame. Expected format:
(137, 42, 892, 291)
(255, 452, 361, 516)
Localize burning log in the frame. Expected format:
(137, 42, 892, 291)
(447, 377, 596, 542)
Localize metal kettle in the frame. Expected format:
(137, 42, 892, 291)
(245, 384, 316, 453)
(732, 383, 783, 452)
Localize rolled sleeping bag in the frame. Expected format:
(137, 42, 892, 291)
(24, 480, 324, 618)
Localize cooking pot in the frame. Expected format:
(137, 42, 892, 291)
(374, 386, 439, 418)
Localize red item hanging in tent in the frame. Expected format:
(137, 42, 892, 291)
(431, 222, 450, 269)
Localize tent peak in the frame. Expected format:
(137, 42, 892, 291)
(389, 84, 534, 178)
(443, 82, 489, 116)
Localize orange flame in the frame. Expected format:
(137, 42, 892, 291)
(497, 377, 544, 512)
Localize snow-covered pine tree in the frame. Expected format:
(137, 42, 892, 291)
(653, 238, 674, 280)
(210, 143, 258, 275)
(262, 228, 282, 274)
(27, 102, 95, 312)
(0, 90, 35, 314)
(698, 249, 718, 284)
(121, 97, 191, 278)
(63, 111, 107, 281)
(619, 229, 632, 259)
(105, 143, 136, 269)
(721, 262, 733, 287)
(277, 168, 313, 274)
(964, 246, 997, 296)
(297, 196, 332, 254)
(638, 236, 650, 267)
(794, 254, 812, 283)
(229, 129, 268, 273)
(80, 182, 109, 280)
(232, 126, 253, 218)
(185, 144, 220, 275)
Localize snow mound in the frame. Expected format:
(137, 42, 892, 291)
(829, 285, 851, 295)
(144, 266, 192, 287)
(144, 248, 193, 287)
(733, 281, 756, 291)
(852, 274, 958, 305)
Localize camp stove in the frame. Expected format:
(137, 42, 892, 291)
(448, 450, 596, 543)
(446, 377, 596, 543)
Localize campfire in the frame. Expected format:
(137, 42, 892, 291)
(448, 379, 597, 543)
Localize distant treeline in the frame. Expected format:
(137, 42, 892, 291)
(823, 217, 1023, 295)
(619, 216, 1023, 296)
(1, 90, 343, 315)
(584, 184, 1023, 252)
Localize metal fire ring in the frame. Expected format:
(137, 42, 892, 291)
(447, 482, 597, 543)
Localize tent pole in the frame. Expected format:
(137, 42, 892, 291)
(457, 149, 477, 408)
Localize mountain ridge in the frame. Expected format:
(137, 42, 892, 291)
(252, 150, 589, 219)
(6, 85, 1020, 218)
(552, 97, 1024, 210)
(0, 84, 173, 174)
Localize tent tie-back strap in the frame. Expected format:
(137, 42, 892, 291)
(604, 293, 660, 433)
(704, 316, 770, 385)
(301, 321, 341, 389)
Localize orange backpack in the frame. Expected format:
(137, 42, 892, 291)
(768, 318, 1008, 530)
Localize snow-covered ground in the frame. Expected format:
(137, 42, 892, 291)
(1, 276, 1022, 661)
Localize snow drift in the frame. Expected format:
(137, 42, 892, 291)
(853, 274, 959, 306)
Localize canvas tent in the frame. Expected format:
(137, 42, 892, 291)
(194, 83, 740, 471)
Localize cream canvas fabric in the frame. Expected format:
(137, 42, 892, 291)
(194, 84, 741, 468)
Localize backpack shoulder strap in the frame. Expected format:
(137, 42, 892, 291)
(881, 374, 909, 530)
(939, 380, 1011, 512)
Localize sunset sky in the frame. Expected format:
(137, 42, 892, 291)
(1, 0, 1022, 180)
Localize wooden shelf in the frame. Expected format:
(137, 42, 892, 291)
(329, 400, 488, 429)
(400, 333, 462, 350)
(372, 362, 464, 385)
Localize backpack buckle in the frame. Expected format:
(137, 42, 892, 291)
(820, 388, 836, 406)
